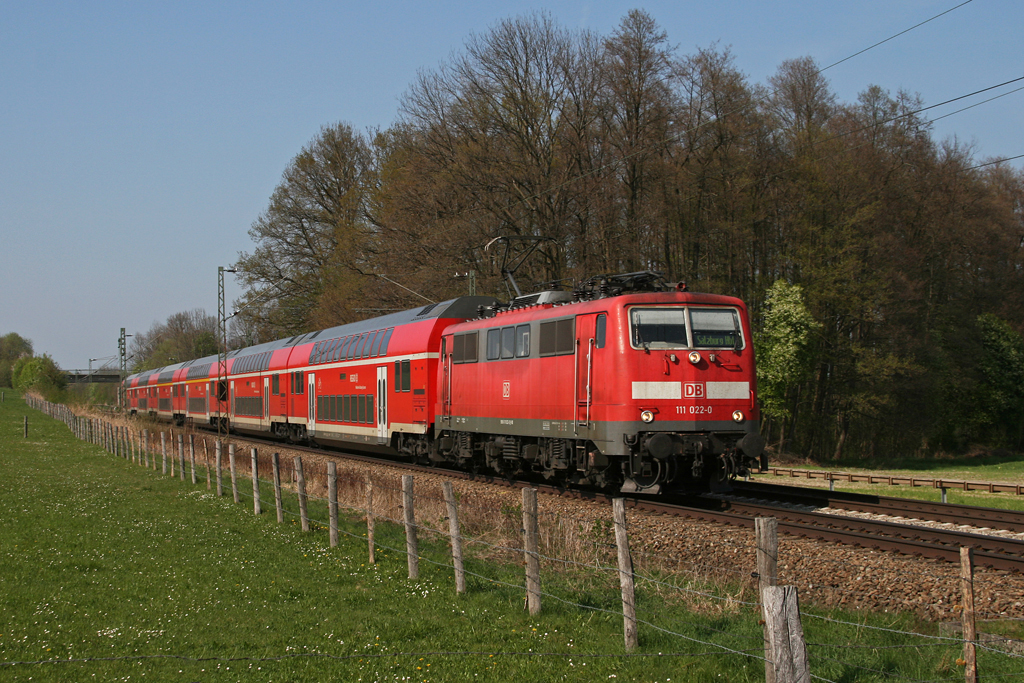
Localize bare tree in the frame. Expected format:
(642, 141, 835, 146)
(235, 122, 374, 337)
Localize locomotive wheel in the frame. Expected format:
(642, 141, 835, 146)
(629, 459, 665, 491)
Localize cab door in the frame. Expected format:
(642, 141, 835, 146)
(575, 314, 598, 430)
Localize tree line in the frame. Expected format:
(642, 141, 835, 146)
(213, 10, 1022, 458)
(0, 331, 67, 399)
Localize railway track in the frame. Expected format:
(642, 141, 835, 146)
(649, 493, 1024, 573)
(729, 479, 1024, 532)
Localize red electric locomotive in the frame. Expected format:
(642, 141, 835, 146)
(124, 272, 764, 492)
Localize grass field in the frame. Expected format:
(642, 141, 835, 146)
(2, 392, 1022, 682)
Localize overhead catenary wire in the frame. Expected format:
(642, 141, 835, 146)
(968, 153, 1024, 171)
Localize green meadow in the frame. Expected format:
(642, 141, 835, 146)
(2, 392, 1021, 682)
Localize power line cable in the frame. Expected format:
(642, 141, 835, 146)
(816, 1, 974, 74)
(968, 153, 1024, 171)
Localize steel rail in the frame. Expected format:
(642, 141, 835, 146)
(730, 480, 1024, 533)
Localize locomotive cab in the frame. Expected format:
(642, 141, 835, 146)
(615, 301, 764, 492)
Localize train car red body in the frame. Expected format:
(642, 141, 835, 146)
(124, 273, 764, 492)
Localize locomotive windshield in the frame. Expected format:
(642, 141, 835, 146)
(690, 308, 743, 349)
(630, 307, 743, 349)
(630, 308, 688, 348)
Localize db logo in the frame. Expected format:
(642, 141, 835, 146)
(502, 381, 511, 400)
(684, 382, 705, 398)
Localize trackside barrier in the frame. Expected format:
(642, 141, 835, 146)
(17, 395, 1024, 682)
(765, 467, 1024, 496)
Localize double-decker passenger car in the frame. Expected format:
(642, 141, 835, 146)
(125, 272, 764, 492)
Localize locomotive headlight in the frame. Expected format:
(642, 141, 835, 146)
(732, 410, 745, 423)
(688, 351, 702, 364)
(640, 410, 655, 423)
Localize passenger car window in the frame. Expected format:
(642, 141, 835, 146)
(370, 329, 385, 356)
(378, 328, 393, 356)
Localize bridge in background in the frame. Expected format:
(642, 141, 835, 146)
(65, 370, 122, 384)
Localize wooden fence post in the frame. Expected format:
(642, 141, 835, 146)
(366, 476, 375, 564)
(613, 498, 638, 651)
(251, 448, 261, 515)
(23, 415, 27, 438)
(177, 434, 185, 481)
(143, 430, 150, 467)
(229, 444, 239, 503)
(203, 439, 211, 490)
(328, 462, 338, 548)
(762, 586, 809, 683)
(402, 475, 418, 579)
(215, 441, 223, 497)
(757, 517, 780, 683)
(272, 453, 284, 523)
(442, 481, 466, 595)
(522, 487, 541, 616)
(295, 456, 309, 532)
(961, 546, 980, 683)
(160, 432, 167, 475)
(188, 434, 197, 485)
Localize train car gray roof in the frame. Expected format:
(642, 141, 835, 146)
(125, 296, 497, 383)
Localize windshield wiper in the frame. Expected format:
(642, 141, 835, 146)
(634, 326, 650, 353)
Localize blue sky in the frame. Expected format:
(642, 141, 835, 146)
(1, 0, 1021, 371)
